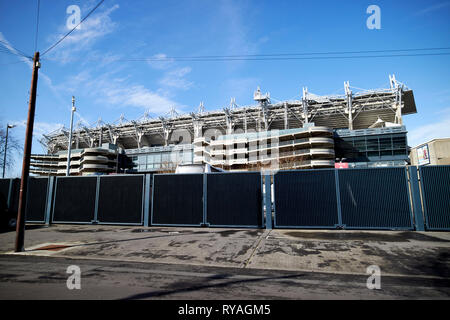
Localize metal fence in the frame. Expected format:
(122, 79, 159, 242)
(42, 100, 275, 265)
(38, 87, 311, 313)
(52, 175, 146, 225)
(25, 177, 51, 223)
(419, 165, 450, 230)
(151, 173, 204, 226)
(0, 165, 448, 231)
(96, 175, 145, 225)
(151, 172, 264, 228)
(52, 176, 98, 224)
(274, 170, 340, 229)
(206, 172, 263, 228)
(0, 177, 52, 224)
(273, 167, 416, 230)
(338, 167, 413, 230)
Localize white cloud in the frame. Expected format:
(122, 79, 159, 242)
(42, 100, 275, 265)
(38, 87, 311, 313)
(103, 83, 182, 113)
(2, 4, 187, 134)
(10, 120, 64, 139)
(147, 54, 194, 91)
(219, 0, 253, 55)
(147, 53, 174, 70)
(45, 4, 119, 64)
(216, 0, 268, 71)
(159, 67, 193, 90)
(408, 110, 450, 147)
(414, 1, 450, 16)
(61, 69, 185, 114)
(0, 32, 33, 67)
(0, 32, 92, 124)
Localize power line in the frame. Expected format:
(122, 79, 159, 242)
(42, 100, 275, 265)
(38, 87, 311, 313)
(41, 0, 105, 56)
(115, 51, 450, 62)
(0, 40, 32, 59)
(141, 46, 450, 60)
(34, 0, 41, 52)
(0, 49, 24, 56)
(41, 46, 450, 63)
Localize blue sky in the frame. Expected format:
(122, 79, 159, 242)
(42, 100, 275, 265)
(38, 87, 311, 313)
(1, 0, 450, 177)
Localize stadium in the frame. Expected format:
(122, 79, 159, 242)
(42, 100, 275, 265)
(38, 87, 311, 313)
(30, 74, 416, 175)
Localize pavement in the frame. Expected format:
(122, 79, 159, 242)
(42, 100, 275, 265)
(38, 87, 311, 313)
(0, 224, 449, 299)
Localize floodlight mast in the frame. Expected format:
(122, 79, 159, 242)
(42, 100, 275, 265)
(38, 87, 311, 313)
(66, 96, 76, 176)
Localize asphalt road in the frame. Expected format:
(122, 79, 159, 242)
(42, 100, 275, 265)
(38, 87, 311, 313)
(0, 254, 449, 300)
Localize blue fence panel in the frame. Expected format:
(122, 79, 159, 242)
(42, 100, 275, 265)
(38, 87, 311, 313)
(25, 177, 49, 223)
(151, 174, 204, 226)
(274, 169, 340, 229)
(206, 172, 263, 228)
(97, 175, 145, 225)
(420, 165, 450, 231)
(52, 176, 97, 224)
(338, 167, 413, 230)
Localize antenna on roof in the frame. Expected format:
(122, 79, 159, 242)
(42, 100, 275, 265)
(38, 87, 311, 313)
(168, 106, 178, 118)
(198, 101, 205, 114)
(389, 74, 398, 89)
(254, 86, 270, 105)
(230, 97, 236, 110)
(119, 114, 127, 125)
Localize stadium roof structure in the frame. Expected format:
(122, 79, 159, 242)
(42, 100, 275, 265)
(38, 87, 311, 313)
(40, 74, 416, 154)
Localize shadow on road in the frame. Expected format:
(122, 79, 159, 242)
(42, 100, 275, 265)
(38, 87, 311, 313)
(120, 273, 306, 300)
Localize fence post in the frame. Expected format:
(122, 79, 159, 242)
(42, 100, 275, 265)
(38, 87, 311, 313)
(334, 169, 344, 228)
(93, 176, 100, 224)
(264, 174, 272, 229)
(150, 174, 155, 226)
(44, 176, 54, 225)
(143, 174, 151, 227)
(408, 166, 425, 231)
(202, 173, 209, 226)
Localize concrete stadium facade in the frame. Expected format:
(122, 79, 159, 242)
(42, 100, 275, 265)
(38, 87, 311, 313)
(31, 74, 416, 175)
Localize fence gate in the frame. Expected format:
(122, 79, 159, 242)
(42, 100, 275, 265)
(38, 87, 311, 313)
(338, 167, 413, 230)
(52, 176, 97, 224)
(151, 174, 204, 226)
(274, 170, 340, 229)
(206, 172, 263, 228)
(419, 165, 450, 230)
(96, 175, 144, 225)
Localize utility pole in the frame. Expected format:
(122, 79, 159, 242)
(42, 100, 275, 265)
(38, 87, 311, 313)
(66, 96, 76, 176)
(2, 124, 16, 178)
(15, 52, 40, 252)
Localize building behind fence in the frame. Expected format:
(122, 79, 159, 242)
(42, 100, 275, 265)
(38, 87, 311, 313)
(30, 75, 415, 175)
